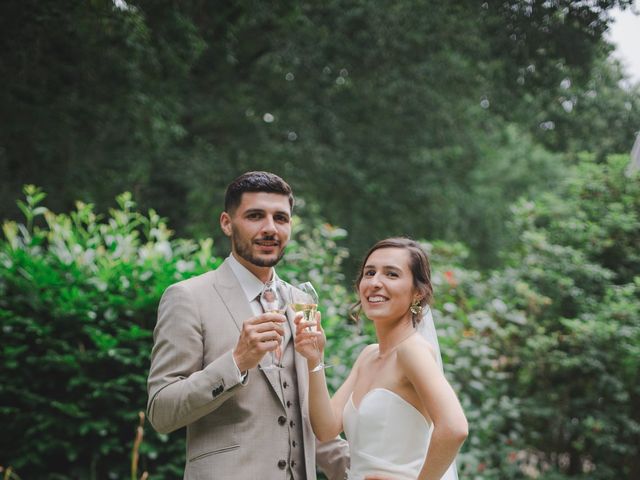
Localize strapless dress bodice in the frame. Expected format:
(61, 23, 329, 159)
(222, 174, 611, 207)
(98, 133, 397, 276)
(342, 388, 432, 480)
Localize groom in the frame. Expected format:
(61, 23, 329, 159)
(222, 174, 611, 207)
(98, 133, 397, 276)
(147, 171, 349, 479)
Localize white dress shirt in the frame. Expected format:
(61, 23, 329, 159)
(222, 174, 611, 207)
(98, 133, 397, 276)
(227, 253, 273, 316)
(226, 253, 291, 374)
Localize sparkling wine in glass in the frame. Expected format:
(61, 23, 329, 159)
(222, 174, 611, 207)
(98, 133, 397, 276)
(260, 280, 287, 370)
(290, 282, 327, 372)
(291, 282, 319, 332)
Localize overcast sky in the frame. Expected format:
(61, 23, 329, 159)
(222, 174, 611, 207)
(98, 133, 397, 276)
(607, 4, 640, 84)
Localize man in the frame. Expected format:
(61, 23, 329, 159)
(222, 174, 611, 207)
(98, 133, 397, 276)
(147, 171, 349, 479)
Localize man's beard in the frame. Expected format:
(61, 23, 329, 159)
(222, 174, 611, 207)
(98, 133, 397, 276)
(232, 229, 285, 267)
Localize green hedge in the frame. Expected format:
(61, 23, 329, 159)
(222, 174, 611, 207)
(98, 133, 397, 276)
(442, 155, 640, 479)
(1, 188, 217, 478)
(488, 155, 640, 479)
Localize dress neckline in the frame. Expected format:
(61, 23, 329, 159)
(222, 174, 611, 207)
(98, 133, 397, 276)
(350, 388, 428, 425)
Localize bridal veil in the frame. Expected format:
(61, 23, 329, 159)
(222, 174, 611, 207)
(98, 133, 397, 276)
(416, 306, 460, 480)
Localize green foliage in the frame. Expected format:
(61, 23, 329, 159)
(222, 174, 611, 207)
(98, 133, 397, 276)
(0, 186, 216, 478)
(3, 1, 635, 274)
(528, 58, 640, 158)
(482, 155, 640, 478)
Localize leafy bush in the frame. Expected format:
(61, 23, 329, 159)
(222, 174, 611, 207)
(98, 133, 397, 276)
(0, 186, 220, 478)
(481, 154, 640, 478)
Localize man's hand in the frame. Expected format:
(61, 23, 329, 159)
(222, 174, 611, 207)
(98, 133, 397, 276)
(233, 313, 286, 372)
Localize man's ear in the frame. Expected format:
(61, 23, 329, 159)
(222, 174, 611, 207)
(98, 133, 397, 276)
(220, 211, 232, 237)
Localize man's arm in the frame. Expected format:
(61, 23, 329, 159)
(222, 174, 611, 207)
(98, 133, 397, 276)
(146, 283, 247, 434)
(316, 436, 350, 480)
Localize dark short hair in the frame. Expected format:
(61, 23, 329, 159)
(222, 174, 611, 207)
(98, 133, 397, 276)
(351, 237, 433, 324)
(224, 171, 294, 213)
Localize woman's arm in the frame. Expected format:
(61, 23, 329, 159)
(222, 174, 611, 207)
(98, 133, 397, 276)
(397, 336, 468, 480)
(294, 312, 370, 441)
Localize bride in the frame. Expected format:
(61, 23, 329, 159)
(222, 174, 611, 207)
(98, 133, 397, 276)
(295, 237, 467, 480)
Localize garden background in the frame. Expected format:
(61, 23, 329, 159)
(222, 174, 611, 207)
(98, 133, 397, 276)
(1, 1, 639, 479)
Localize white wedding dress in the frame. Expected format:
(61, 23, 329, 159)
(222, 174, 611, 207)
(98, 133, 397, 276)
(343, 388, 431, 480)
(342, 308, 459, 480)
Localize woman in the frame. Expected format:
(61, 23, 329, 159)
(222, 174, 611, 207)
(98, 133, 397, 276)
(295, 238, 467, 480)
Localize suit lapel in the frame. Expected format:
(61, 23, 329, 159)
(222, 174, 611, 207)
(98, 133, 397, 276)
(211, 260, 252, 333)
(212, 259, 286, 407)
(259, 365, 284, 406)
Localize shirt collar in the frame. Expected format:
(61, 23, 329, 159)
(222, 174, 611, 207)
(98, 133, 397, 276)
(227, 253, 278, 302)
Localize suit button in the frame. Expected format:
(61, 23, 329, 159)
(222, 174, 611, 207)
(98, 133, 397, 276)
(278, 459, 287, 469)
(289, 420, 295, 427)
(283, 381, 289, 388)
(292, 440, 297, 447)
(286, 400, 292, 407)
(278, 416, 286, 426)
(291, 460, 296, 467)
(211, 384, 224, 397)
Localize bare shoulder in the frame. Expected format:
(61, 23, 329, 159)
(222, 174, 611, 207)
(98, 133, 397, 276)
(340, 343, 377, 386)
(396, 333, 438, 367)
(353, 343, 378, 369)
(358, 343, 379, 361)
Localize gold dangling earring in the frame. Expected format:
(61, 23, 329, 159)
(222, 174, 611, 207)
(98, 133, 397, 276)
(410, 299, 422, 327)
(410, 299, 423, 316)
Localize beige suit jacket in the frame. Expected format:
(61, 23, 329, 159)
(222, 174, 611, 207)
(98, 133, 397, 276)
(147, 259, 349, 479)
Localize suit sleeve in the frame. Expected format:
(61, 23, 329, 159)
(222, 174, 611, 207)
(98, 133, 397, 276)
(146, 282, 247, 434)
(316, 435, 350, 480)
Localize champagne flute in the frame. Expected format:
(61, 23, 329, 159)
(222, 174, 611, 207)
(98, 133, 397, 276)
(260, 280, 287, 370)
(290, 282, 327, 372)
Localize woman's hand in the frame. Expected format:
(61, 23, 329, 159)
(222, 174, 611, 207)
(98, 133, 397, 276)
(293, 310, 325, 369)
